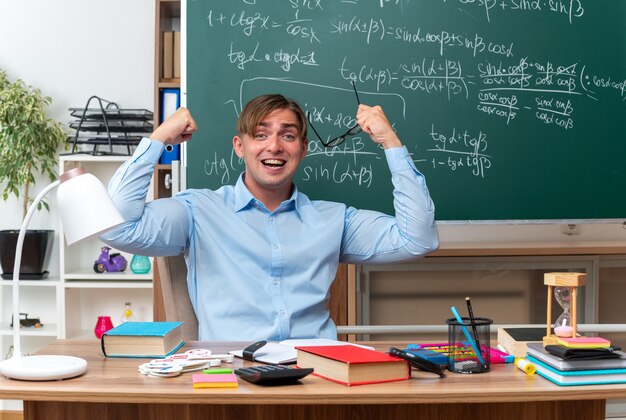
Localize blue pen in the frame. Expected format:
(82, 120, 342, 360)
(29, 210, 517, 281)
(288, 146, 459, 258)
(450, 306, 487, 368)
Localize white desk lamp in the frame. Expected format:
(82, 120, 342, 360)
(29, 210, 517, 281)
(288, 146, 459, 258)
(0, 167, 124, 380)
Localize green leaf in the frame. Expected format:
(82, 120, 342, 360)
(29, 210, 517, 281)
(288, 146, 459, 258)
(0, 68, 67, 221)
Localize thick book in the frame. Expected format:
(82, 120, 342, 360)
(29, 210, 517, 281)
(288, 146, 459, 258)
(527, 355, 626, 386)
(527, 343, 626, 371)
(497, 327, 545, 358)
(296, 345, 410, 386)
(101, 321, 184, 358)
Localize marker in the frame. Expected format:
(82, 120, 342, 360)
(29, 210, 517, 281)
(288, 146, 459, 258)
(451, 306, 487, 369)
(465, 297, 482, 358)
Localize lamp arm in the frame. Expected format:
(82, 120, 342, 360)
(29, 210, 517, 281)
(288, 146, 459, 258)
(11, 180, 60, 359)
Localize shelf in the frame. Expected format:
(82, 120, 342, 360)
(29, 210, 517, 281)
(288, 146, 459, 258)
(64, 270, 152, 281)
(159, 80, 180, 88)
(63, 280, 153, 289)
(0, 277, 60, 287)
(0, 323, 58, 337)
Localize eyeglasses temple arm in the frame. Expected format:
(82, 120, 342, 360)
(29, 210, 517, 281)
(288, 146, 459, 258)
(351, 80, 361, 105)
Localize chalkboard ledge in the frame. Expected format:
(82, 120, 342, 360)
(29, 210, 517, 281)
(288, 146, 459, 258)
(429, 245, 626, 257)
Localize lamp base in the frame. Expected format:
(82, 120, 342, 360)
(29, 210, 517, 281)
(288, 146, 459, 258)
(0, 355, 87, 381)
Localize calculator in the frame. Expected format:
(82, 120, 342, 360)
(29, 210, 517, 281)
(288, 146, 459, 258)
(234, 364, 314, 385)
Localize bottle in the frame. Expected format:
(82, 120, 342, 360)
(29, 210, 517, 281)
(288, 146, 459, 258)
(130, 254, 151, 274)
(94, 316, 114, 339)
(120, 301, 136, 324)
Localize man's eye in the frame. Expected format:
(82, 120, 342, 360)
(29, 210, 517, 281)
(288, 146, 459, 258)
(283, 134, 296, 141)
(255, 133, 268, 139)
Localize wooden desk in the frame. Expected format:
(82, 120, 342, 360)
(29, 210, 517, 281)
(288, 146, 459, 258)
(0, 340, 623, 420)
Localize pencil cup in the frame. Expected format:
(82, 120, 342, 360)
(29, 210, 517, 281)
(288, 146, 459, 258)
(446, 316, 493, 374)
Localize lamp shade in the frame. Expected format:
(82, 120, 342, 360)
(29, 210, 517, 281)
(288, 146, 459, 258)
(57, 167, 124, 245)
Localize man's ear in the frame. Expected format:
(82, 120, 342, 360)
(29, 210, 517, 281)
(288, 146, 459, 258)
(300, 137, 308, 160)
(233, 135, 244, 158)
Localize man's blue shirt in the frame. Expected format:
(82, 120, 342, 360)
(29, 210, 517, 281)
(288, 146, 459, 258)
(101, 138, 438, 340)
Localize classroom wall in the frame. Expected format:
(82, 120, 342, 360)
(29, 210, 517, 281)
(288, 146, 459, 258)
(0, 0, 155, 271)
(0, 0, 154, 411)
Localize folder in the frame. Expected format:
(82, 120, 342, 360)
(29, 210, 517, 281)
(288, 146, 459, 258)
(159, 88, 180, 164)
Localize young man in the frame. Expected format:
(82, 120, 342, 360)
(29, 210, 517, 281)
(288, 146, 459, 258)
(101, 94, 439, 340)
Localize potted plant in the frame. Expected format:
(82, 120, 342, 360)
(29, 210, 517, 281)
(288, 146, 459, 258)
(0, 69, 67, 279)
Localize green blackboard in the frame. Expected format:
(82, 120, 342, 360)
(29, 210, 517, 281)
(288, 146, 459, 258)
(185, 0, 626, 222)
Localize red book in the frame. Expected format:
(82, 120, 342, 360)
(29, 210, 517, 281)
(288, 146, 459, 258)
(295, 345, 410, 386)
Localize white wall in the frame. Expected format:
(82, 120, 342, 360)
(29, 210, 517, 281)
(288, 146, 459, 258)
(0, 0, 155, 258)
(0, 0, 154, 411)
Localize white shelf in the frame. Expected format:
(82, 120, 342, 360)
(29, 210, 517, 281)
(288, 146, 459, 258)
(0, 277, 60, 287)
(63, 280, 153, 289)
(57, 157, 154, 342)
(64, 270, 152, 281)
(0, 323, 58, 337)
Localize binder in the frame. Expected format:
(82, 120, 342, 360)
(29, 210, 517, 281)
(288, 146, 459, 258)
(159, 88, 180, 164)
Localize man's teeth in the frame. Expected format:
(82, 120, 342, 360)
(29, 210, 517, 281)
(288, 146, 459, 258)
(262, 159, 285, 167)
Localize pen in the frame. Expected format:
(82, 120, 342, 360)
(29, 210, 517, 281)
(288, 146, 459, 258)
(465, 297, 482, 358)
(451, 306, 487, 369)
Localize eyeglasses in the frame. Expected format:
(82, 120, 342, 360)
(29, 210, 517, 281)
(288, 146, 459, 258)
(307, 81, 362, 148)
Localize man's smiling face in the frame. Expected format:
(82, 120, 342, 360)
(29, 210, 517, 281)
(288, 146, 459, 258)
(233, 107, 308, 202)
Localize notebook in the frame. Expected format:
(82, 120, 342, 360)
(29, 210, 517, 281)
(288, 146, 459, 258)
(527, 355, 626, 386)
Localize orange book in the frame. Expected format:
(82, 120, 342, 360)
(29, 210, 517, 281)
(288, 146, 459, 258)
(296, 345, 409, 386)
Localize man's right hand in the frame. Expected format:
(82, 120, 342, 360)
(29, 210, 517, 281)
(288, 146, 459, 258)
(150, 107, 197, 145)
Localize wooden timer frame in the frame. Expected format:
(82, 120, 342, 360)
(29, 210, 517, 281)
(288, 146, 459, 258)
(544, 272, 587, 346)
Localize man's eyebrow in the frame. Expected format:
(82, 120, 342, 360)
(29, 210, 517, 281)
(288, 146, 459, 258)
(258, 121, 299, 130)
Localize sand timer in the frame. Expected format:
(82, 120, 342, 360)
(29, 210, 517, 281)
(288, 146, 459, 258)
(543, 272, 586, 346)
(553, 286, 572, 337)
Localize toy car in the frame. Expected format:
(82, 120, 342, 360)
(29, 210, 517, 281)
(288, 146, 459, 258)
(94, 246, 127, 273)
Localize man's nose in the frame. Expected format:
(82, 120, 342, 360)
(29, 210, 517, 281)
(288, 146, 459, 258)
(266, 133, 283, 150)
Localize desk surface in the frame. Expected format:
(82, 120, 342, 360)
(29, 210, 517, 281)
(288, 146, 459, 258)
(1, 340, 626, 405)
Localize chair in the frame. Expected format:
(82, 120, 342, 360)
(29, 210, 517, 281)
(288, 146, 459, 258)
(155, 255, 351, 341)
(155, 255, 198, 341)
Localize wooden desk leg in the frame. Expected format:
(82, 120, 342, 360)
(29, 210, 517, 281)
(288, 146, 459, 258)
(24, 399, 606, 420)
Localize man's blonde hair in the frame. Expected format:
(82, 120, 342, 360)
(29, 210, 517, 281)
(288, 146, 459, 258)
(237, 94, 307, 139)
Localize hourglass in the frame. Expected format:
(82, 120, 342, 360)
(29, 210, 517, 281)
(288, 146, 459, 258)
(543, 272, 586, 346)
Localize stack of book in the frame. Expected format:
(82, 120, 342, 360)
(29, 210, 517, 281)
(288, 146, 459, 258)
(526, 342, 626, 386)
